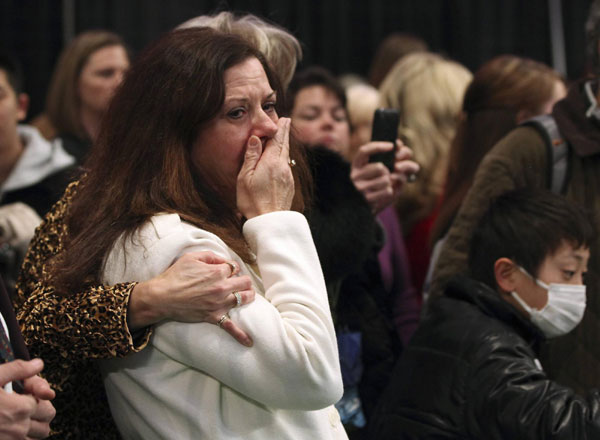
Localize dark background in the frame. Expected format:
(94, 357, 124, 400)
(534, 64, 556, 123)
(0, 0, 594, 118)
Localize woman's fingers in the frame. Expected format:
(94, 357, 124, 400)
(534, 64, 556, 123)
(352, 141, 394, 168)
(395, 142, 413, 159)
(237, 117, 295, 218)
(268, 117, 291, 160)
(393, 144, 419, 182)
(229, 289, 255, 309)
(219, 318, 253, 347)
(211, 288, 255, 347)
(352, 162, 389, 185)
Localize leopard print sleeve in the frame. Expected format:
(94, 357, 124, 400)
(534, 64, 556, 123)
(14, 179, 151, 359)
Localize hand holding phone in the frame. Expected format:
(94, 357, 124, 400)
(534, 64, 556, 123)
(368, 108, 399, 172)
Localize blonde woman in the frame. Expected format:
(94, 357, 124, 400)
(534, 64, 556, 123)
(178, 12, 301, 87)
(379, 52, 472, 292)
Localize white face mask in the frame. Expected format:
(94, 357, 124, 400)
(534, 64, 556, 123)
(510, 267, 586, 338)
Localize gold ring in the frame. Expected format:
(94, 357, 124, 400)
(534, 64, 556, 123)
(225, 261, 237, 276)
(217, 314, 230, 328)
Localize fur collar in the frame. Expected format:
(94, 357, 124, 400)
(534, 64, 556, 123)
(306, 146, 380, 284)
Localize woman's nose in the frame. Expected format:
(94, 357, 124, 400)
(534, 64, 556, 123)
(253, 109, 278, 138)
(318, 113, 335, 129)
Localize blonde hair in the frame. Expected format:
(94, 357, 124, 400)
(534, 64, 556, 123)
(45, 30, 126, 140)
(379, 52, 471, 232)
(178, 12, 302, 87)
(346, 83, 380, 128)
(345, 83, 380, 159)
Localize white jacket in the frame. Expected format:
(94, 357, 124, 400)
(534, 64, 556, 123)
(100, 211, 346, 440)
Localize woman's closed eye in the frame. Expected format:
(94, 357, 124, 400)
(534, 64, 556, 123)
(332, 108, 348, 122)
(297, 109, 320, 120)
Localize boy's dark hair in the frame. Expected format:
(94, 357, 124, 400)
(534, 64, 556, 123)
(469, 188, 595, 288)
(0, 50, 23, 94)
(287, 65, 347, 114)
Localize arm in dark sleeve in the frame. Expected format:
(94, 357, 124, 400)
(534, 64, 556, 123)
(466, 335, 600, 439)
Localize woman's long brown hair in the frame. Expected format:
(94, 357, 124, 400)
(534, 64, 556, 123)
(431, 55, 564, 245)
(52, 28, 311, 295)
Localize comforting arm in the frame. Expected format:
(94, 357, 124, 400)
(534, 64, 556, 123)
(16, 179, 255, 360)
(122, 212, 342, 411)
(15, 181, 148, 359)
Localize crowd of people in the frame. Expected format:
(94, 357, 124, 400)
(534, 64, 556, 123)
(2, 1, 600, 439)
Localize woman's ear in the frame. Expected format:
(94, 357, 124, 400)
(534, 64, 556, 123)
(494, 257, 518, 293)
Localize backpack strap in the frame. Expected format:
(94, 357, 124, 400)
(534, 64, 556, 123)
(521, 114, 569, 194)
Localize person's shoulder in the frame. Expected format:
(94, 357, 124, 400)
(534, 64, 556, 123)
(488, 125, 547, 160)
(472, 125, 548, 188)
(137, 213, 208, 245)
(146, 213, 186, 238)
(420, 292, 526, 361)
(143, 213, 230, 254)
(104, 214, 224, 283)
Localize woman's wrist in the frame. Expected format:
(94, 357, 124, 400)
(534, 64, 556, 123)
(127, 280, 165, 330)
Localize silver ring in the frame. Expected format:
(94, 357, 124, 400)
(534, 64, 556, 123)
(407, 173, 417, 183)
(288, 158, 296, 167)
(217, 314, 230, 328)
(233, 291, 242, 308)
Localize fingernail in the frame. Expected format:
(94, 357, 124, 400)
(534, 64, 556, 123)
(31, 358, 43, 368)
(244, 338, 254, 347)
(248, 136, 260, 148)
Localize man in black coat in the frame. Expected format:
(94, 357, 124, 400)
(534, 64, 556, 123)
(369, 189, 600, 439)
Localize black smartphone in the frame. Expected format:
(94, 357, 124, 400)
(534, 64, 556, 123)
(369, 108, 399, 172)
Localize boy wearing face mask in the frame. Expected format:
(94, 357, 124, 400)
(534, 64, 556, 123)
(369, 188, 600, 439)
